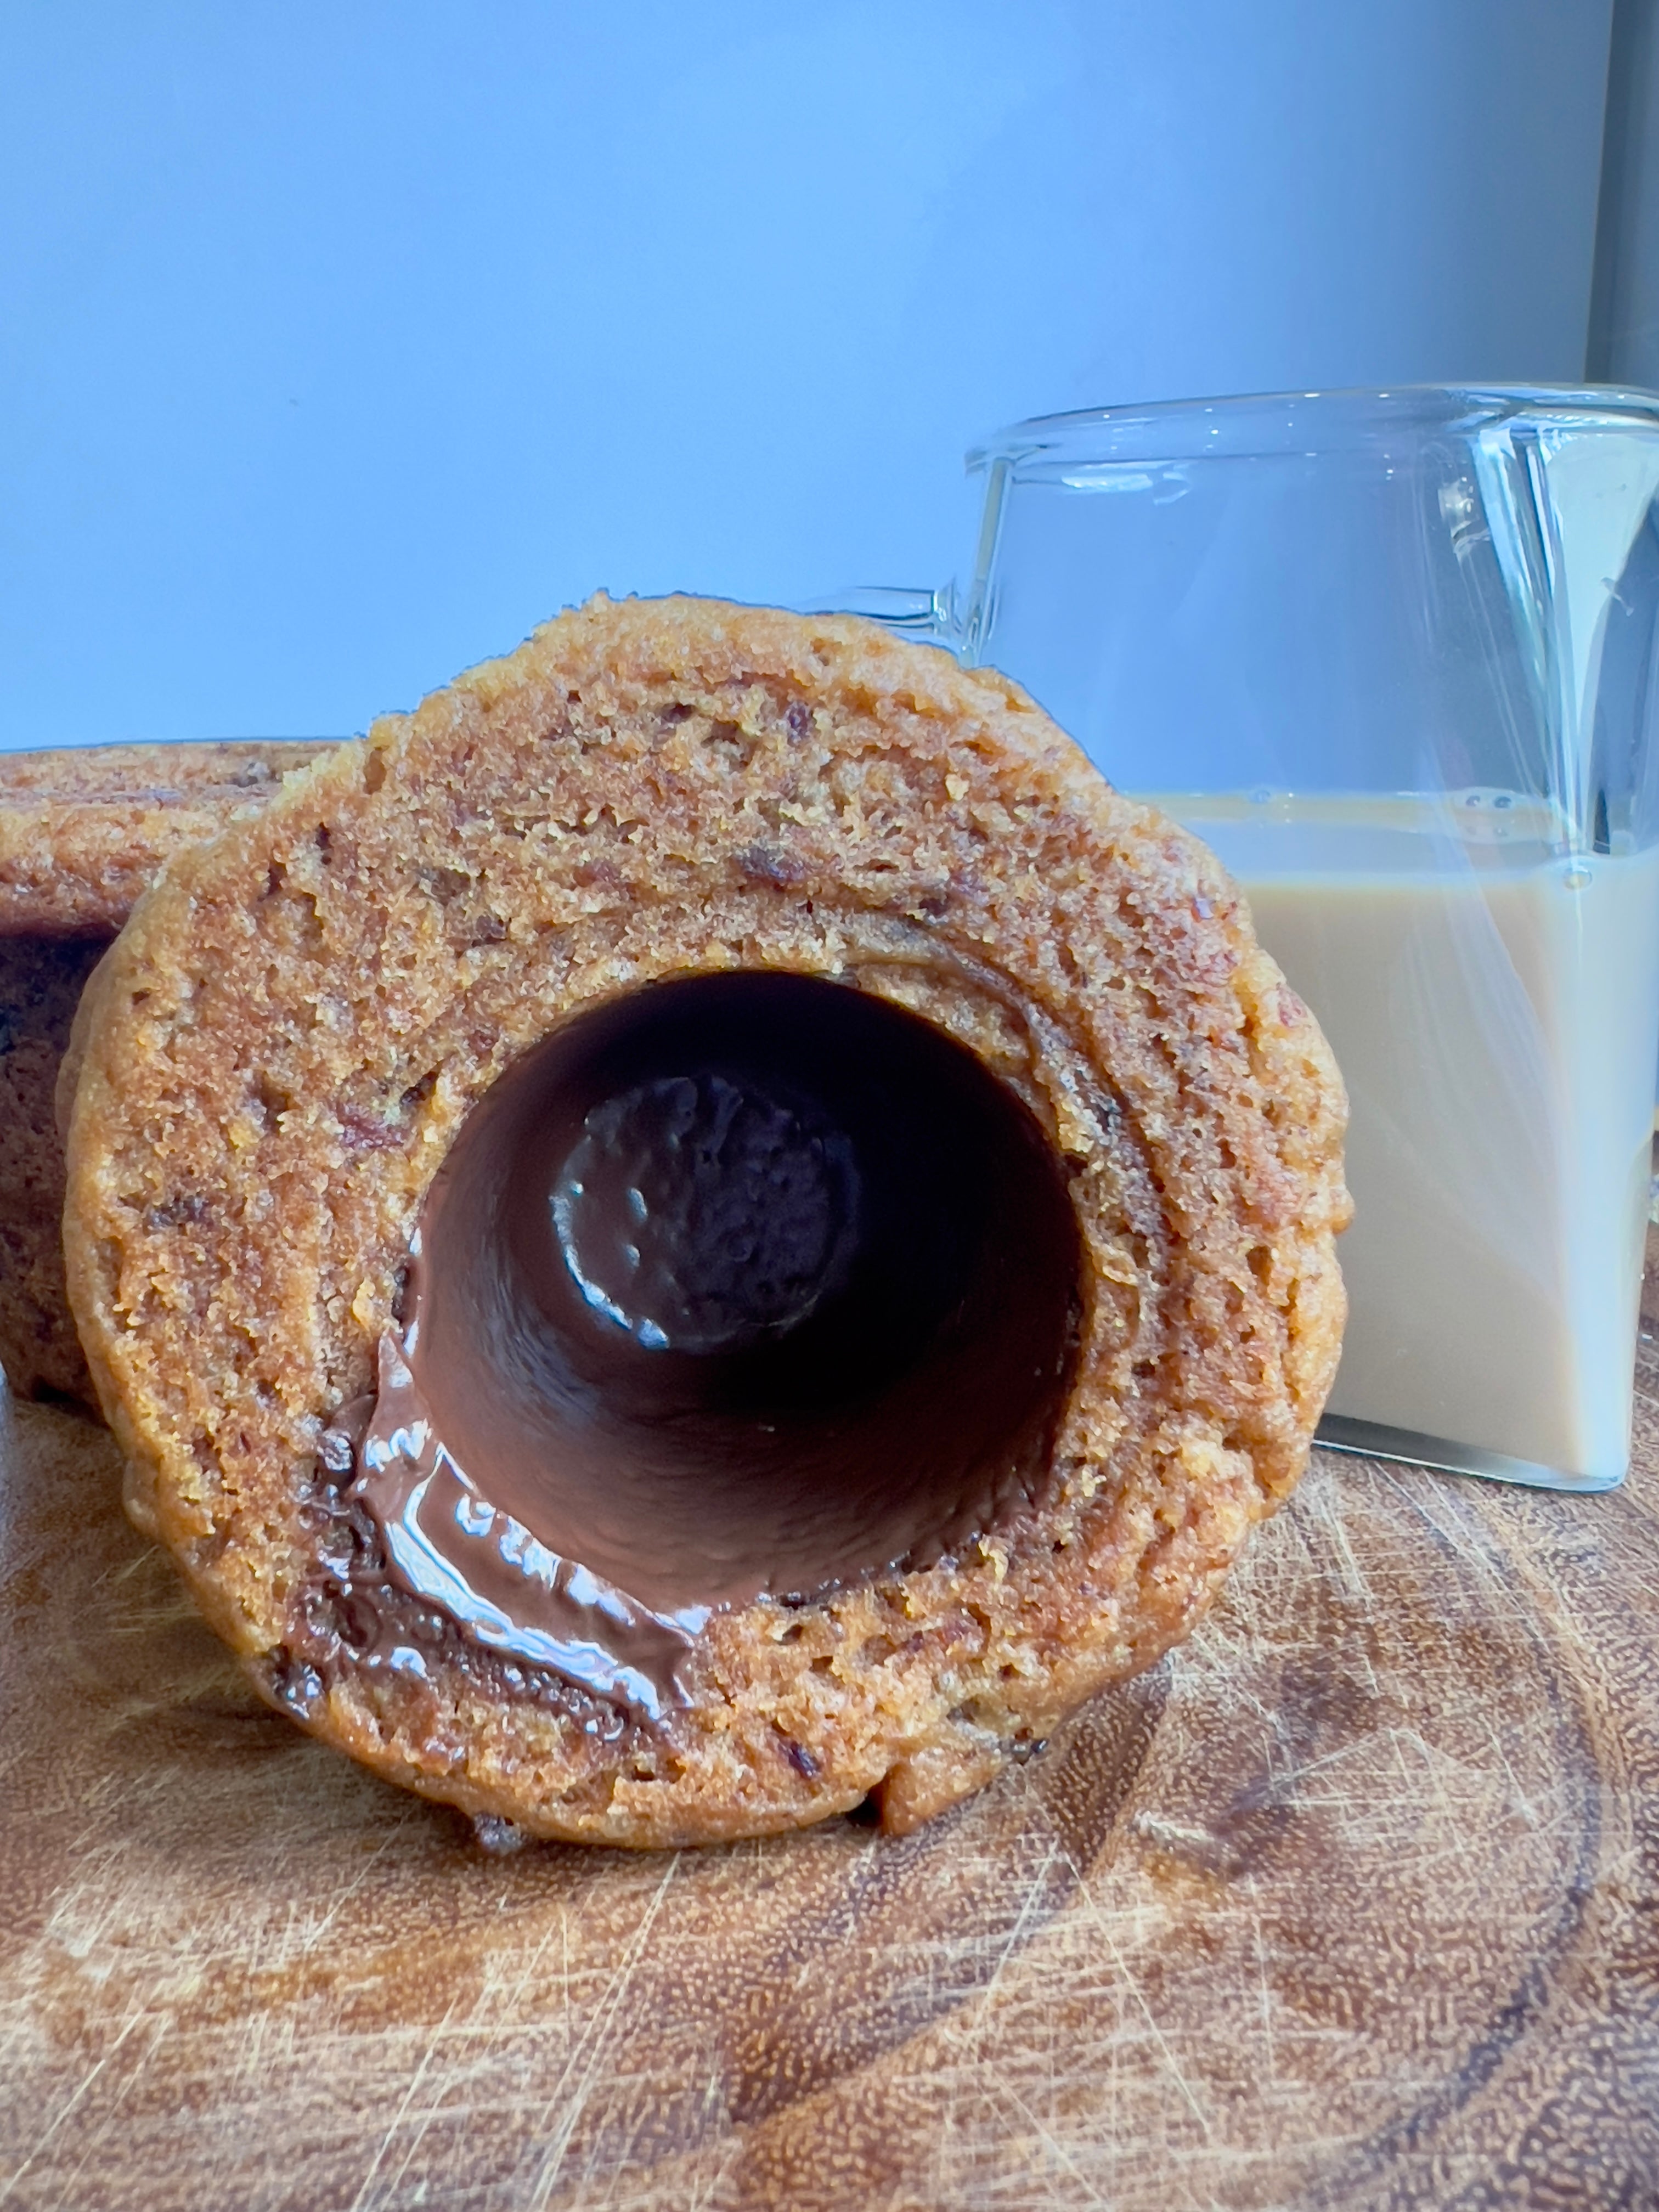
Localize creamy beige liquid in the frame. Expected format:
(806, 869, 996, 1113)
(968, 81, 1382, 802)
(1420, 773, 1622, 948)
(1147, 795, 1659, 1486)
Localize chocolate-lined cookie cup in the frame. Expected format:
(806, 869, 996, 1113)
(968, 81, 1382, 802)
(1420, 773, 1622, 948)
(63, 597, 1348, 1844)
(0, 741, 329, 1404)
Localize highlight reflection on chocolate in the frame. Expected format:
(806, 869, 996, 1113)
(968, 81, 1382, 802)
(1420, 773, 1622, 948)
(351, 972, 1084, 1717)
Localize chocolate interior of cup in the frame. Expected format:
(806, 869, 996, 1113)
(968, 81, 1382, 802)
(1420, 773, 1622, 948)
(396, 970, 1083, 1611)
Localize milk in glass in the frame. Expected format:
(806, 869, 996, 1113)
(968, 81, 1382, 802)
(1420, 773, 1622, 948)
(1155, 792, 1659, 1487)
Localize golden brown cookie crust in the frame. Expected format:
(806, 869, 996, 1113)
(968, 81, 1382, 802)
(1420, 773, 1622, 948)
(64, 597, 1348, 1845)
(0, 740, 329, 936)
(0, 741, 334, 1406)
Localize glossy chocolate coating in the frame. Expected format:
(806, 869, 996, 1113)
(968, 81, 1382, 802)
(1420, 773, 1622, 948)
(351, 973, 1082, 1714)
(552, 1070, 861, 1355)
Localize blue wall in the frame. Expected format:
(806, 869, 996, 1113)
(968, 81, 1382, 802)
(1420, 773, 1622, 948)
(1591, 0, 1659, 383)
(0, 0, 1614, 746)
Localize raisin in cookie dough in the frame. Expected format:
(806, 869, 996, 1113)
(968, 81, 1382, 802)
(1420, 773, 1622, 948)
(1, 742, 328, 1402)
(63, 598, 1349, 1844)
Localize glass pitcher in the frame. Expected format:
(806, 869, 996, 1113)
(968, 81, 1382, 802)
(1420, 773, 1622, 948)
(826, 387, 1659, 1493)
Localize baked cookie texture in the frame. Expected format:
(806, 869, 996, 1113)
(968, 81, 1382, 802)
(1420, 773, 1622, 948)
(1, 742, 328, 1402)
(64, 598, 1349, 1844)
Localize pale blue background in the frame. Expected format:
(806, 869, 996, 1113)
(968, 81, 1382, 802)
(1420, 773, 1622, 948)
(0, 0, 1616, 746)
(1592, 0, 1659, 383)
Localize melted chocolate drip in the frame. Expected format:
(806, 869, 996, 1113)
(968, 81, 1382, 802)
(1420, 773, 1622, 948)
(343, 972, 1082, 1718)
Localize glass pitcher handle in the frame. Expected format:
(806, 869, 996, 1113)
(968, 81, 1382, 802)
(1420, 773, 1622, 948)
(796, 584, 962, 654)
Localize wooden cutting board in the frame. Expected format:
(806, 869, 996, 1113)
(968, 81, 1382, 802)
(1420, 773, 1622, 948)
(4, 1250, 1658, 2210)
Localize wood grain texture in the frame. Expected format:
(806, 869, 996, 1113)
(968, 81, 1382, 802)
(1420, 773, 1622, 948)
(3, 1244, 1659, 2209)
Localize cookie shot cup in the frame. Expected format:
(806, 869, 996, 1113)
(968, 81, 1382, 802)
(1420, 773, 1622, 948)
(62, 599, 1348, 1844)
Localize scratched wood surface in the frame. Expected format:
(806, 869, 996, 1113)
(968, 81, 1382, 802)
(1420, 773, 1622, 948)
(3, 1256, 1659, 2212)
